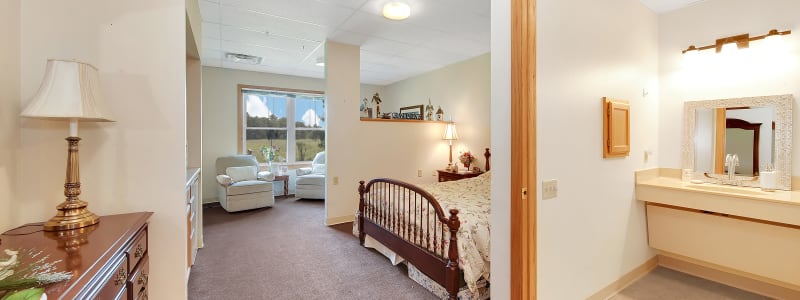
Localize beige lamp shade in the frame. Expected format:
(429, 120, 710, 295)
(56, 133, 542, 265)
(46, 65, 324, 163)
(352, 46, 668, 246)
(443, 123, 459, 140)
(21, 59, 114, 122)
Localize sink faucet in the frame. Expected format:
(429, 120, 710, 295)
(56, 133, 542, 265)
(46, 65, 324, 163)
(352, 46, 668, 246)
(725, 154, 739, 184)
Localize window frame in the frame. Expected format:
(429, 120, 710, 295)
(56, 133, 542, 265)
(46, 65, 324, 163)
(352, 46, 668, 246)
(237, 84, 325, 164)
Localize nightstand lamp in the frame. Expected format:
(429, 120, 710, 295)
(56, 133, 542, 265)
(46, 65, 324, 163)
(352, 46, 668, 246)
(442, 122, 459, 170)
(21, 59, 115, 231)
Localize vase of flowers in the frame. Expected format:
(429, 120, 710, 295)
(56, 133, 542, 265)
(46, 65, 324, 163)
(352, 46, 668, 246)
(260, 145, 277, 169)
(459, 151, 476, 169)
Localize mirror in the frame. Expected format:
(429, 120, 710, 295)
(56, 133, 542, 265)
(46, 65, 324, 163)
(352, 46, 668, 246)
(683, 94, 793, 190)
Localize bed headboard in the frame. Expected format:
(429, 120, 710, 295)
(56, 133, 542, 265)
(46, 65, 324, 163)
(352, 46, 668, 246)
(484, 148, 491, 171)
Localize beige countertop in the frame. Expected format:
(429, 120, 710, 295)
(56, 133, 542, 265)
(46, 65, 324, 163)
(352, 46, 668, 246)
(635, 168, 800, 226)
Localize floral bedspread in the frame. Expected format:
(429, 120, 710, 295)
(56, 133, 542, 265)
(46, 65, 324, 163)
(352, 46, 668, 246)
(357, 171, 491, 293)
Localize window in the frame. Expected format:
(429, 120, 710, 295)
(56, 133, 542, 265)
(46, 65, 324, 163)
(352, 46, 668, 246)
(239, 85, 325, 163)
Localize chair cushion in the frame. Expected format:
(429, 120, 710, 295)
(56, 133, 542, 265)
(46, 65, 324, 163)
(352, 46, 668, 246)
(227, 166, 257, 182)
(227, 180, 272, 195)
(311, 164, 326, 174)
(297, 174, 326, 186)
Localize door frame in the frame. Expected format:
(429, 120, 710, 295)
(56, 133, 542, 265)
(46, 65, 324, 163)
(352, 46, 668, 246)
(510, 0, 536, 298)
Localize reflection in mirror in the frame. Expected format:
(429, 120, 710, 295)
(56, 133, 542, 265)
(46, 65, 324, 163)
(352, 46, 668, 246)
(684, 94, 793, 190)
(693, 107, 773, 177)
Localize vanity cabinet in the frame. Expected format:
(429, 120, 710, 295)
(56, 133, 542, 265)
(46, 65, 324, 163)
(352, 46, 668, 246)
(646, 203, 800, 287)
(636, 169, 800, 295)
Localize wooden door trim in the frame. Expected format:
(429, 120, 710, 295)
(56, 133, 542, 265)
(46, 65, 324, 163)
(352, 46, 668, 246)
(511, 0, 536, 298)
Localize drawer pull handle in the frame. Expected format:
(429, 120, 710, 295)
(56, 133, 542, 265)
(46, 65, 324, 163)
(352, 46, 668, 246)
(138, 273, 149, 286)
(114, 268, 127, 286)
(134, 245, 145, 258)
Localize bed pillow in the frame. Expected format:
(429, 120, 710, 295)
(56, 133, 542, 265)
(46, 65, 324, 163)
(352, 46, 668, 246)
(226, 166, 258, 182)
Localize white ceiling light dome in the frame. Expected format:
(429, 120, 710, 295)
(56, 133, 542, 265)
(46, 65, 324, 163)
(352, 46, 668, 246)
(382, 2, 411, 20)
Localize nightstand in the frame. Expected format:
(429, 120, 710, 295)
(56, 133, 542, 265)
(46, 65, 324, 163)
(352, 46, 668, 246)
(437, 169, 484, 182)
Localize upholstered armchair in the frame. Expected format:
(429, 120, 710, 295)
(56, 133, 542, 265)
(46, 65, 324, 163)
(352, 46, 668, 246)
(295, 151, 325, 199)
(215, 155, 275, 212)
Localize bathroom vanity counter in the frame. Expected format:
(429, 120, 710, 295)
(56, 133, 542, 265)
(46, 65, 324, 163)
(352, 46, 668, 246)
(635, 168, 800, 295)
(635, 168, 800, 226)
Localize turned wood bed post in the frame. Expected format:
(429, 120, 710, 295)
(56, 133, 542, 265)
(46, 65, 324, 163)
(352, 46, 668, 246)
(358, 180, 366, 245)
(445, 209, 461, 300)
(484, 147, 491, 171)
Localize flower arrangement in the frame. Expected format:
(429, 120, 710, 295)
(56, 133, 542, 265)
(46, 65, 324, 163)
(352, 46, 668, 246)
(260, 145, 278, 163)
(459, 151, 476, 167)
(1, 248, 72, 299)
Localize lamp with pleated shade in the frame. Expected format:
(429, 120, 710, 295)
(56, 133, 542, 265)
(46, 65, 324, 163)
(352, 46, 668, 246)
(21, 59, 114, 231)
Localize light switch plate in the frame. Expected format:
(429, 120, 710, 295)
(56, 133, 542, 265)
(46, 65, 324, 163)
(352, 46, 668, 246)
(417, 169, 423, 177)
(542, 179, 557, 200)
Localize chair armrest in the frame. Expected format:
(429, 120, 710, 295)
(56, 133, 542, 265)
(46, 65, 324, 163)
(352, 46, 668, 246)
(258, 171, 274, 181)
(216, 175, 233, 186)
(296, 167, 312, 176)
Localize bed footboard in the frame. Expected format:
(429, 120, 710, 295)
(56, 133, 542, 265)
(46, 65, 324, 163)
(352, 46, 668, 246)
(358, 179, 462, 299)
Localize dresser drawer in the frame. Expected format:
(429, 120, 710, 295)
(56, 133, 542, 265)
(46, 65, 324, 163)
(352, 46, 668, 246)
(129, 255, 149, 300)
(127, 226, 148, 270)
(96, 255, 129, 300)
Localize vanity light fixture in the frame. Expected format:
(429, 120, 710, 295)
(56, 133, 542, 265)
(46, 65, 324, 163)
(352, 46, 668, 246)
(681, 29, 791, 54)
(382, 2, 411, 21)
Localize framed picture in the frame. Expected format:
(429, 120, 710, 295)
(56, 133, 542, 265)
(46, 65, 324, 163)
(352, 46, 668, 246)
(400, 105, 423, 115)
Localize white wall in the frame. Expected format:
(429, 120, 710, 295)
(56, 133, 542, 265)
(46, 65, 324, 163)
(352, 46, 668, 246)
(537, 0, 659, 298)
(200, 66, 384, 202)
(17, 1, 187, 298)
(658, 0, 800, 173)
(0, 0, 20, 231)
(489, 0, 511, 297)
(382, 53, 491, 169)
(325, 41, 362, 224)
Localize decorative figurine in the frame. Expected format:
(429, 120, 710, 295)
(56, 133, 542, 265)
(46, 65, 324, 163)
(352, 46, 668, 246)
(425, 98, 434, 121)
(372, 93, 382, 116)
(435, 106, 444, 121)
(360, 97, 369, 118)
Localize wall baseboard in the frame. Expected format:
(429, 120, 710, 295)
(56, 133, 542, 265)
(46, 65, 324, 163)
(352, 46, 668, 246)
(587, 256, 659, 300)
(659, 253, 800, 299)
(326, 214, 354, 226)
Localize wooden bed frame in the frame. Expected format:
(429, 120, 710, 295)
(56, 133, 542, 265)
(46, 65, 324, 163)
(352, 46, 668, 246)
(357, 148, 491, 299)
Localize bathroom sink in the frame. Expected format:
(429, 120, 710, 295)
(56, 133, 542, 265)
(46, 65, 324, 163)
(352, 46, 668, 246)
(685, 183, 767, 196)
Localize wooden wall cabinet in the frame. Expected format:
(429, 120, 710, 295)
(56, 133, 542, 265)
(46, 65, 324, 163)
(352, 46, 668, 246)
(603, 97, 630, 158)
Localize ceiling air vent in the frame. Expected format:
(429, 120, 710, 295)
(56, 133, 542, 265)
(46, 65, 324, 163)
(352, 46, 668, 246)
(224, 52, 263, 65)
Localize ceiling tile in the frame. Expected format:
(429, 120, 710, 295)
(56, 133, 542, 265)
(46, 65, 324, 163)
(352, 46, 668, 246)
(200, 0, 490, 85)
(233, 0, 356, 28)
(199, 0, 220, 22)
(337, 11, 443, 46)
(202, 22, 221, 38)
(314, 0, 369, 9)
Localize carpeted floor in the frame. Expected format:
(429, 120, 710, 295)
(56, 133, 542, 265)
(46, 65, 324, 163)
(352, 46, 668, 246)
(187, 197, 438, 300)
(611, 267, 771, 300)
(189, 197, 771, 300)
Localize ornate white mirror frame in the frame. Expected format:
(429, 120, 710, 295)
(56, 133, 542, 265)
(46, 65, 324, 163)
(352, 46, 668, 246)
(683, 94, 794, 190)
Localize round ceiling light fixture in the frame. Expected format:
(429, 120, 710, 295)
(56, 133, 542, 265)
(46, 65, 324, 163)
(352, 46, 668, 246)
(382, 2, 411, 21)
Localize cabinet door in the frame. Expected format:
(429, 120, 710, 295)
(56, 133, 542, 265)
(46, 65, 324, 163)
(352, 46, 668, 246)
(603, 97, 630, 158)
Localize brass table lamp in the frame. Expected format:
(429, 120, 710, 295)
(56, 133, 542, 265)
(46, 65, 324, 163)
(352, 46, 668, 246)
(21, 59, 115, 231)
(442, 122, 459, 170)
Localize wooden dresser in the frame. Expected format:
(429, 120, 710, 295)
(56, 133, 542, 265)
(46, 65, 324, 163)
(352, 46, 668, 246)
(0, 212, 152, 300)
(437, 169, 484, 182)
